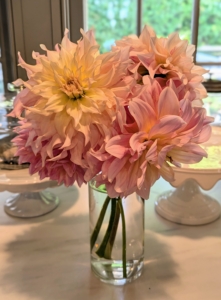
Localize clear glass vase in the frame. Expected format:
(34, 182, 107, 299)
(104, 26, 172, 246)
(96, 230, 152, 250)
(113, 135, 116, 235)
(89, 179, 144, 285)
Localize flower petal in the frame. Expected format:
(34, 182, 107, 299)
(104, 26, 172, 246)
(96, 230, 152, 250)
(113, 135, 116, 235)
(106, 134, 131, 159)
(148, 115, 186, 139)
(158, 87, 180, 117)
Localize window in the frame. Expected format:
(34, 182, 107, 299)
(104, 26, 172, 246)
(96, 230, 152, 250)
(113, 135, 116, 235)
(0, 0, 220, 100)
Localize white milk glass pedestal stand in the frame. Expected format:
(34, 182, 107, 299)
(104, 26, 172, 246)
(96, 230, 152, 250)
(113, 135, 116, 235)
(0, 169, 59, 218)
(155, 126, 221, 225)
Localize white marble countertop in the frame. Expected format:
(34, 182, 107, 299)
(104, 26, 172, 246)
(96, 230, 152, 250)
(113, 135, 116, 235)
(0, 178, 221, 300)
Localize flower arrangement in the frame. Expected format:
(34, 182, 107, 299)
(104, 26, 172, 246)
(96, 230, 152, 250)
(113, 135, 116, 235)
(9, 26, 213, 282)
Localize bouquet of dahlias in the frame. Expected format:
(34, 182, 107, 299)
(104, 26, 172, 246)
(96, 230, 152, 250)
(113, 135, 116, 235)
(9, 26, 213, 279)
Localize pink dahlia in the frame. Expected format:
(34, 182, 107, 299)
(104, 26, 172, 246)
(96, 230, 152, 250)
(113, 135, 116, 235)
(114, 25, 207, 104)
(91, 86, 212, 199)
(13, 119, 86, 187)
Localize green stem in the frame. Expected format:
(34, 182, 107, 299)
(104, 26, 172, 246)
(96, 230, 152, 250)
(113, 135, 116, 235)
(118, 198, 127, 278)
(107, 202, 120, 258)
(90, 195, 111, 251)
(91, 195, 127, 279)
(96, 198, 120, 259)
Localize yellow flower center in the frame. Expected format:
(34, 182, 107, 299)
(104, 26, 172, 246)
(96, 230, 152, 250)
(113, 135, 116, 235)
(61, 78, 84, 100)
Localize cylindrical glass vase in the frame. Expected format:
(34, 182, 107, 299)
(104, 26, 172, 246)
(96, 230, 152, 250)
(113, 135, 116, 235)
(89, 179, 144, 285)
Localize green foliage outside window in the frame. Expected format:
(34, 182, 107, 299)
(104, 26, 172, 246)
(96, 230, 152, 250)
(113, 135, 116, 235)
(88, 0, 221, 53)
(88, 0, 137, 53)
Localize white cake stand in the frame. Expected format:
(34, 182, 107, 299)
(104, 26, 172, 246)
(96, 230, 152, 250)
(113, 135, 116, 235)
(0, 168, 59, 218)
(155, 126, 221, 225)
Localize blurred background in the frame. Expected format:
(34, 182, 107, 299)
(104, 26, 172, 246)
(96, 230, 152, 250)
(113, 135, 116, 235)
(0, 0, 221, 121)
